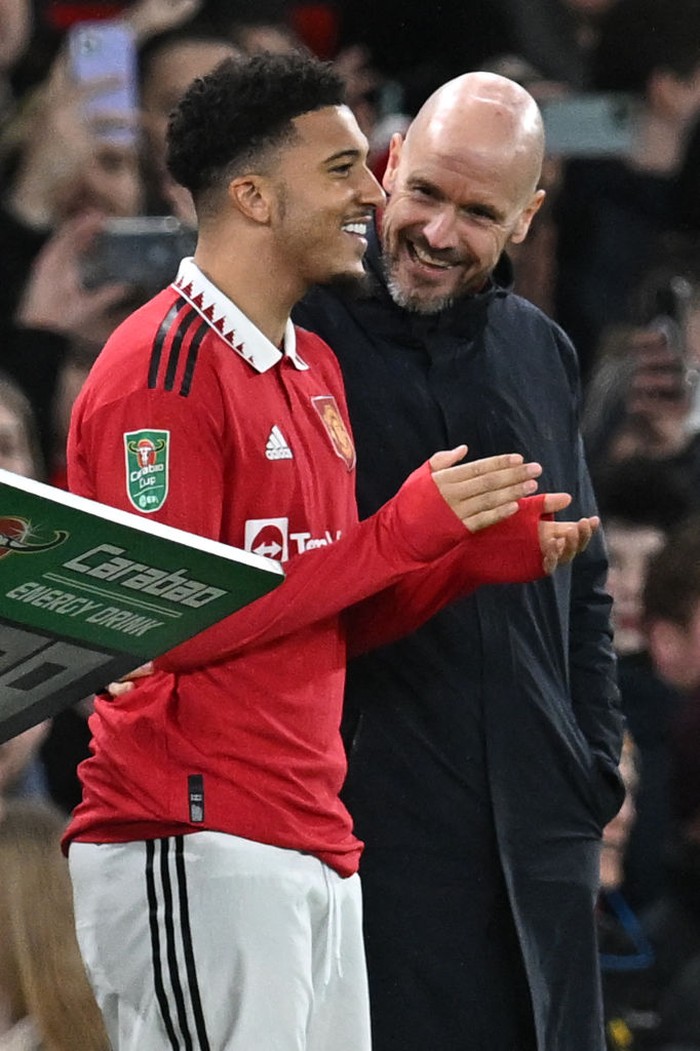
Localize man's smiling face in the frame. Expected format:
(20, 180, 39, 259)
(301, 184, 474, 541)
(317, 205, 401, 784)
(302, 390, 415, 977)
(380, 109, 544, 314)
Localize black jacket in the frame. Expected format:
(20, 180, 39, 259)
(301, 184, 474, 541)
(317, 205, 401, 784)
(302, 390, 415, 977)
(294, 227, 624, 1051)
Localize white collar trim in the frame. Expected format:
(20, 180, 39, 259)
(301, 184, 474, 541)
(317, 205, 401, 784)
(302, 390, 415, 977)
(172, 257, 308, 373)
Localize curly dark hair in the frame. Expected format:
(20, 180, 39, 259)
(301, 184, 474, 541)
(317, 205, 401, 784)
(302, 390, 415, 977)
(166, 50, 346, 210)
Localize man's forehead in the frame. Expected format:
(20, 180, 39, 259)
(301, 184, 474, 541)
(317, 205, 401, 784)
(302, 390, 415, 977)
(400, 125, 536, 198)
(292, 104, 367, 150)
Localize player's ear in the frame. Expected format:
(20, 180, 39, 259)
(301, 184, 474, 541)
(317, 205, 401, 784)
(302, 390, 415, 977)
(227, 175, 273, 224)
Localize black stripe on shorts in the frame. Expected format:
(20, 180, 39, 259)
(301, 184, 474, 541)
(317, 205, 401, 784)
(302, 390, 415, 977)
(146, 839, 181, 1049)
(145, 838, 211, 1049)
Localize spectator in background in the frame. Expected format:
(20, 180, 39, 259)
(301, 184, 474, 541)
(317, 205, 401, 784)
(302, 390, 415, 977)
(597, 733, 660, 1051)
(0, 368, 43, 479)
(0, 37, 146, 462)
(1, 2, 218, 463)
(0, 371, 52, 805)
(554, 0, 700, 381)
(0, 723, 50, 803)
(640, 515, 700, 1050)
(0, 0, 208, 334)
(0, 799, 109, 1051)
(583, 319, 700, 485)
(495, 0, 620, 91)
(337, 0, 511, 102)
(594, 456, 692, 909)
(0, 50, 144, 315)
(0, 0, 32, 135)
(214, 1, 303, 56)
(138, 25, 241, 214)
(3, 212, 134, 466)
(0, 370, 49, 803)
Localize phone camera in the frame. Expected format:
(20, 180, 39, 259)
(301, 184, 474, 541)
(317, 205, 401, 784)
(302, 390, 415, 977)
(79, 32, 99, 56)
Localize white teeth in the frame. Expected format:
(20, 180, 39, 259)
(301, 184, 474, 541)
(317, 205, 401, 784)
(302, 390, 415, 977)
(343, 221, 367, 235)
(412, 243, 453, 268)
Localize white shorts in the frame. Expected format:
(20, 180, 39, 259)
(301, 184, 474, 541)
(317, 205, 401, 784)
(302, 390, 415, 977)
(69, 832, 370, 1051)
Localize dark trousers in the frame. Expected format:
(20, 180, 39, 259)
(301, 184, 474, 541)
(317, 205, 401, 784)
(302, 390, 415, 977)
(359, 849, 538, 1051)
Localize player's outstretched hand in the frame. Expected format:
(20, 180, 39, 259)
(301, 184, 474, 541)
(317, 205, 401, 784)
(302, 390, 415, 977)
(430, 445, 543, 532)
(538, 492, 599, 574)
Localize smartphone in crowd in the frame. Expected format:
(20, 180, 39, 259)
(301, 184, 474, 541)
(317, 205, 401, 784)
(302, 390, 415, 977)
(81, 216, 197, 295)
(67, 20, 138, 146)
(539, 93, 639, 157)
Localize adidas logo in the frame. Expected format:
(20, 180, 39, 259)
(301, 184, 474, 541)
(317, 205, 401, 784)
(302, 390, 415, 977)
(265, 425, 293, 460)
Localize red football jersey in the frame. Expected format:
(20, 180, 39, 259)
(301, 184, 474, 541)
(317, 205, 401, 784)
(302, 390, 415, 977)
(63, 260, 546, 875)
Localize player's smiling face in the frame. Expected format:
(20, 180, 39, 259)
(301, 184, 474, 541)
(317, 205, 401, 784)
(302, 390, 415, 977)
(380, 129, 543, 314)
(269, 105, 385, 290)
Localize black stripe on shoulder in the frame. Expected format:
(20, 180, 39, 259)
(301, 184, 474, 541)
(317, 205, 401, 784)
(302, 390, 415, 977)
(179, 321, 209, 398)
(164, 308, 199, 392)
(148, 297, 190, 390)
(145, 840, 181, 1050)
(175, 836, 211, 1049)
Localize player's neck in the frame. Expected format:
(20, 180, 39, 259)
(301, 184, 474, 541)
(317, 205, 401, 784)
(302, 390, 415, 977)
(193, 243, 300, 348)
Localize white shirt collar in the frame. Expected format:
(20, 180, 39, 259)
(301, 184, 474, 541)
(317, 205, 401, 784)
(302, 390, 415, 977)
(172, 257, 308, 373)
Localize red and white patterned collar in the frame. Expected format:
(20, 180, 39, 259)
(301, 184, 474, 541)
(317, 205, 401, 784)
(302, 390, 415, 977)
(172, 257, 308, 374)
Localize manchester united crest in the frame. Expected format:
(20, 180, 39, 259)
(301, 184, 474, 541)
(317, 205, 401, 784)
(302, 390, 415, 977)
(311, 396, 356, 471)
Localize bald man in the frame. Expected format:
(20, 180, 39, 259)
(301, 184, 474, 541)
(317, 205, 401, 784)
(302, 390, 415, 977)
(294, 72, 624, 1051)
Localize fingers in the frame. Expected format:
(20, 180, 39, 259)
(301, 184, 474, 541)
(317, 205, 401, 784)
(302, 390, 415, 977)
(541, 492, 572, 515)
(538, 516, 600, 570)
(433, 453, 543, 534)
(105, 661, 154, 699)
(88, 281, 133, 310)
(106, 679, 134, 698)
(125, 661, 154, 680)
(429, 445, 468, 473)
(40, 211, 104, 260)
(542, 536, 565, 576)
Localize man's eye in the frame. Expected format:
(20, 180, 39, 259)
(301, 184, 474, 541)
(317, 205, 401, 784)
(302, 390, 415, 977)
(330, 163, 353, 176)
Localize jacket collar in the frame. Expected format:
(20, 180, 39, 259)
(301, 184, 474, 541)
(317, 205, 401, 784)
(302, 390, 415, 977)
(172, 257, 308, 373)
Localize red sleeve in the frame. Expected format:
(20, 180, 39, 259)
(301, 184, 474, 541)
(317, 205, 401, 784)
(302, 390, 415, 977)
(343, 494, 549, 657)
(71, 353, 549, 675)
(72, 351, 487, 673)
(155, 463, 474, 672)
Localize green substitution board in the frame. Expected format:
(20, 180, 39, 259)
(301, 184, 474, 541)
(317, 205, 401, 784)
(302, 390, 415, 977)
(0, 469, 283, 742)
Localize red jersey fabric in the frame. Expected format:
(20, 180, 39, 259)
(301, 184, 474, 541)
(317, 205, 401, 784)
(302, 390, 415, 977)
(63, 259, 547, 875)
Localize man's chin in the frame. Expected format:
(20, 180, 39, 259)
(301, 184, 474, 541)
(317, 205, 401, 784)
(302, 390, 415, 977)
(318, 269, 372, 298)
(386, 276, 456, 315)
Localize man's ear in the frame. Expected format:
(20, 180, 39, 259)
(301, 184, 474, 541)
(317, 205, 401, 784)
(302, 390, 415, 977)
(227, 175, 273, 224)
(510, 188, 546, 245)
(382, 133, 404, 194)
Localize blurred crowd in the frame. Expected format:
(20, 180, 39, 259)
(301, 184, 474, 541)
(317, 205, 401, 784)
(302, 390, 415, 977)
(1, 1, 700, 1049)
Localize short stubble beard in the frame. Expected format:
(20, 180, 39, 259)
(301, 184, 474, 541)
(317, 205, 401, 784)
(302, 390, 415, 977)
(385, 272, 456, 315)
